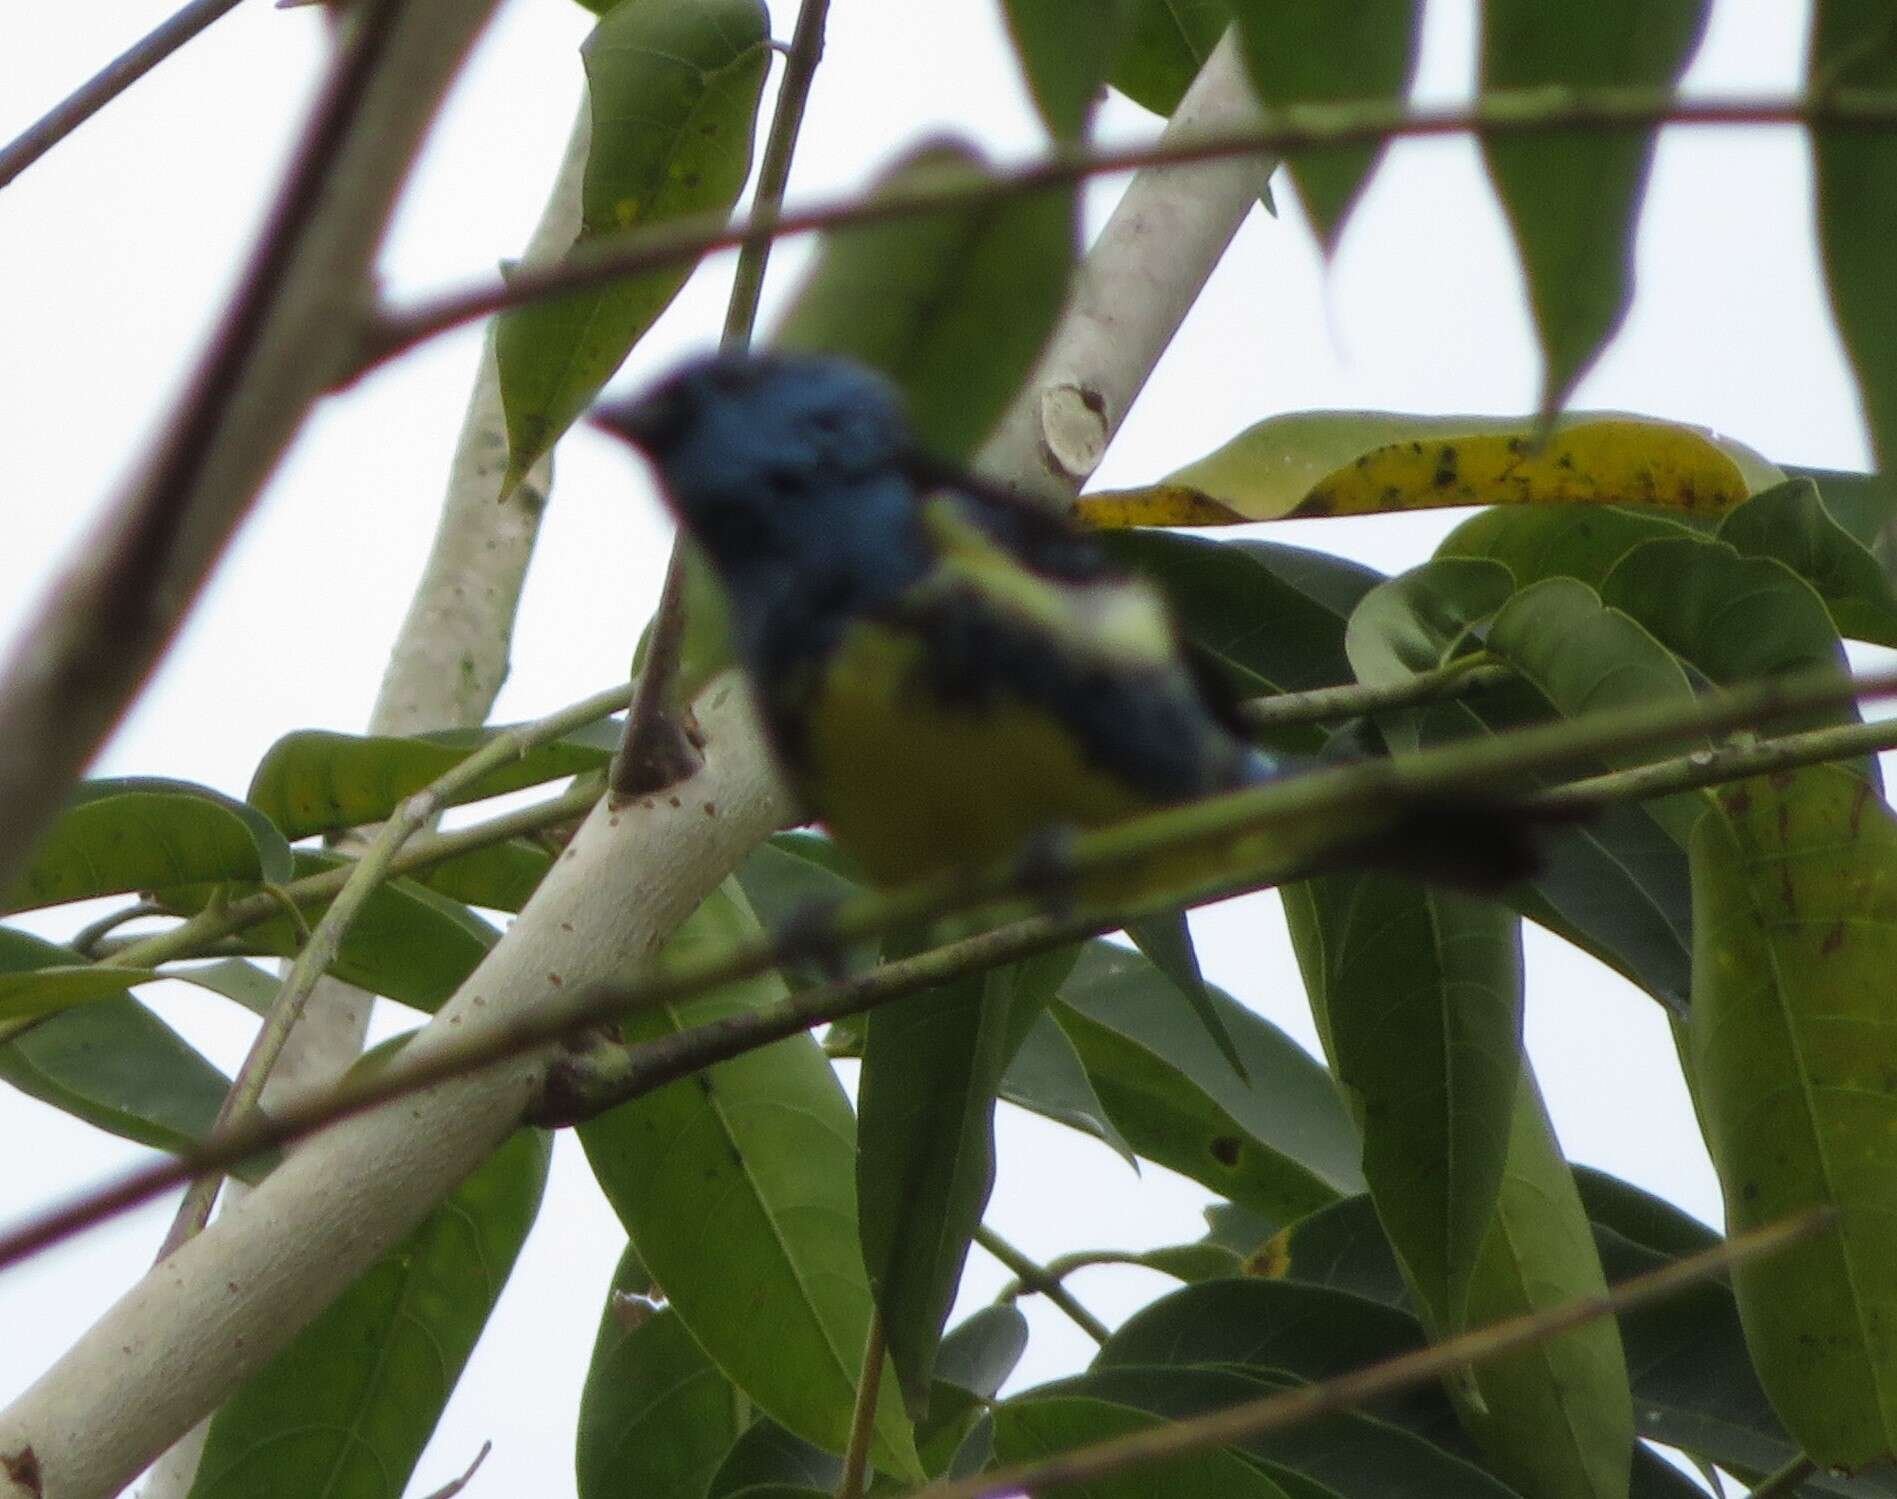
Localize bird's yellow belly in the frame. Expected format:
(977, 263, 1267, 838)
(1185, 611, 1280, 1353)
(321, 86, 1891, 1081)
(803, 622, 1143, 886)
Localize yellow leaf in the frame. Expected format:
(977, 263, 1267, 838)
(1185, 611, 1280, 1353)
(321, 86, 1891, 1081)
(1075, 411, 1780, 529)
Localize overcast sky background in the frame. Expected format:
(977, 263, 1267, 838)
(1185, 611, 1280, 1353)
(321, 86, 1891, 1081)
(0, 1, 1877, 1492)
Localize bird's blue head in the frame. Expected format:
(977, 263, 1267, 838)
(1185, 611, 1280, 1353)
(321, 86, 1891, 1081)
(591, 350, 920, 577)
(591, 351, 933, 673)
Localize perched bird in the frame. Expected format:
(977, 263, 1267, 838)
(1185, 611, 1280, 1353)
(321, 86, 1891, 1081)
(591, 350, 1537, 894)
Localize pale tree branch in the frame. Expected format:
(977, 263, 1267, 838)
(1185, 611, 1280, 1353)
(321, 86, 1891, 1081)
(0, 32, 1276, 1499)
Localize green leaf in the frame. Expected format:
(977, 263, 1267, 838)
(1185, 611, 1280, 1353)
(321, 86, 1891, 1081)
(1479, 1, 1710, 411)
(248, 723, 616, 841)
(1343, 557, 1513, 709)
(773, 139, 1077, 462)
(577, 1244, 745, 1499)
(494, 0, 771, 487)
(1125, 908, 1246, 1080)
(190, 1130, 549, 1499)
(170, 851, 497, 1014)
(1717, 477, 1897, 648)
(5, 778, 294, 914)
(0, 927, 237, 1162)
(1101, 532, 1383, 753)
(1788, 465, 1897, 552)
(858, 962, 1012, 1414)
(578, 882, 920, 1480)
(1055, 940, 1364, 1219)
(169, 959, 279, 1018)
(1689, 767, 1897, 1470)
(1486, 577, 1705, 850)
(1811, 3, 1897, 467)
(1002, 0, 1131, 138)
(414, 835, 555, 914)
(0, 964, 161, 1024)
(1281, 870, 1523, 1338)
(1045, 1363, 1525, 1499)
(707, 1423, 841, 1499)
(1230, 0, 1420, 249)
(916, 1305, 1033, 1475)
(731, 833, 880, 992)
(993, 1394, 1292, 1499)
(1439, 503, 1708, 595)
(1600, 539, 1858, 738)
(1448, 1069, 1633, 1499)
(999, 1011, 1138, 1166)
(1111, 0, 1230, 116)
(1098, 1278, 1450, 1435)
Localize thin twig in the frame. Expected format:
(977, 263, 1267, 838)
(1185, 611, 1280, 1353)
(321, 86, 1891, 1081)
(612, 0, 832, 797)
(67, 902, 166, 957)
(908, 1210, 1836, 1499)
(5, 665, 1897, 1269)
(0, 0, 250, 190)
(1532, 710, 1897, 811)
(1747, 1455, 1817, 1499)
(836, 1311, 885, 1499)
(1241, 658, 1514, 732)
(977, 1225, 1110, 1344)
(417, 1440, 492, 1499)
(357, 87, 1897, 373)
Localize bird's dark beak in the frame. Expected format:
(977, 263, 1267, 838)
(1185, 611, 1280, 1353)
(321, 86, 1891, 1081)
(588, 386, 685, 455)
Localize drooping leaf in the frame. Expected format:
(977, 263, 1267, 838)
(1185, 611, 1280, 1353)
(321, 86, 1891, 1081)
(1002, 0, 1132, 138)
(1111, 0, 1230, 116)
(993, 1393, 1292, 1499)
(1448, 1070, 1633, 1499)
(494, 0, 771, 487)
(1689, 767, 1897, 1470)
(0, 928, 237, 1162)
(1055, 940, 1364, 1219)
(1810, 3, 1897, 467)
(1078, 411, 1767, 529)
(247, 722, 616, 841)
(1717, 477, 1897, 648)
(1125, 908, 1246, 1080)
(858, 960, 1013, 1415)
(1046, 1363, 1526, 1499)
(578, 883, 919, 1479)
(189, 1130, 549, 1499)
(577, 1244, 745, 1499)
(1281, 869, 1523, 1338)
(169, 959, 280, 1018)
(774, 139, 1077, 462)
(1230, 0, 1420, 248)
(1479, 1, 1711, 412)
(5, 778, 294, 914)
(999, 1010, 1138, 1165)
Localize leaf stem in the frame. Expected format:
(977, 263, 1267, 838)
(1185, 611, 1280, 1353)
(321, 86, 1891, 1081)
(837, 1309, 885, 1499)
(909, 1210, 1836, 1499)
(1241, 656, 1513, 732)
(358, 86, 1897, 373)
(0, 0, 250, 190)
(977, 1225, 1110, 1344)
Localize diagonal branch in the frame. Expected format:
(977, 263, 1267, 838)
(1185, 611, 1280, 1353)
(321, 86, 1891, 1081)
(0, 0, 251, 190)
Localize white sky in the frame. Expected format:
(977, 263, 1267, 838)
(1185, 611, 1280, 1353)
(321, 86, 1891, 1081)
(0, 0, 1874, 1493)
